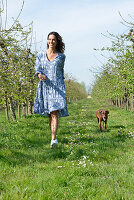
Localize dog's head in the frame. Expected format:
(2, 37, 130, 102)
(100, 110, 109, 121)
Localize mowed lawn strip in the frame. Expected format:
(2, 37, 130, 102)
(0, 98, 134, 200)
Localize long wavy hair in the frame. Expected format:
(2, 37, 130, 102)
(47, 31, 65, 53)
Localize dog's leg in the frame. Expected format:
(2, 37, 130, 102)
(102, 121, 104, 130)
(99, 119, 102, 131)
(105, 120, 107, 129)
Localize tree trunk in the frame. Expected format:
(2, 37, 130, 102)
(122, 97, 125, 108)
(28, 88, 33, 115)
(18, 104, 21, 119)
(116, 96, 118, 107)
(127, 98, 129, 110)
(132, 94, 134, 111)
(22, 102, 26, 118)
(118, 98, 121, 108)
(4, 96, 9, 120)
(9, 97, 16, 121)
(125, 98, 129, 110)
(110, 99, 113, 105)
(26, 101, 28, 115)
(28, 100, 33, 115)
(120, 97, 122, 108)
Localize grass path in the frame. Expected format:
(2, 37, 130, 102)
(0, 98, 134, 199)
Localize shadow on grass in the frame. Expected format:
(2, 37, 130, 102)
(26, 114, 48, 119)
(0, 151, 35, 167)
(22, 137, 49, 147)
(1, 128, 130, 168)
(110, 125, 125, 129)
(0, 146, 70, 167)
(0, 107, 131, 167)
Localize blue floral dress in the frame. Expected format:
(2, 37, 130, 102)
(34, 51, 69, 117)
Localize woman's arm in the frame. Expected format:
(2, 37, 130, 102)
(60, 54, 66, 79)
(34, 52, 47, 81)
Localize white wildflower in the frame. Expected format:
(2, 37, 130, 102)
(57, 166, 62, 169)
(83, 163, 86, 167)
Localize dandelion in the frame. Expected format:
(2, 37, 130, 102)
(5, 137, 8, 140)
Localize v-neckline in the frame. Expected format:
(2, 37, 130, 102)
(46, 52, 59, 62)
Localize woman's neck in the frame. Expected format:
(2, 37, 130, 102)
(47, 48, 57, 54)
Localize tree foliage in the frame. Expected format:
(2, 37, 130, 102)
(0, 2, 87, 120)
(65, 78, 87, 102)
(91, 17, 134, 111)
(0, 19, 37, 120)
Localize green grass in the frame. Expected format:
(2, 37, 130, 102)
(0, 98, 134, 200)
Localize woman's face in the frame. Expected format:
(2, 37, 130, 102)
(47, 34, 57, 50)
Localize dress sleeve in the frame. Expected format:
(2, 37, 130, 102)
(34, 53, 43, 77)
(60, 54, 66, 79)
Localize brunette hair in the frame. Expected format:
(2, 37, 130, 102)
(47, 31, 65, 53)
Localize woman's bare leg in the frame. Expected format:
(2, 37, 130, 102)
(50, 110, 58, 140)
(49, 115, 51, 130)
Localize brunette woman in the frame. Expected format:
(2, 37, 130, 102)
(34, 32, 69, 148)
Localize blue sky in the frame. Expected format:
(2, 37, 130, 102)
(2, 0, 134, 89)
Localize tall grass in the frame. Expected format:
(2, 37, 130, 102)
(0, 98, 134, 199)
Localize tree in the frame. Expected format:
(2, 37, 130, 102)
(92, 15, 134, 111)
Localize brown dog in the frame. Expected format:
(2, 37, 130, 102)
(96, 109, 109, 131)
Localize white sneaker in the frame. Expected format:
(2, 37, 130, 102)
(50, 139, 58, 149)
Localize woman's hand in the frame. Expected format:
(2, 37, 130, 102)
(38, 74, 47, 81)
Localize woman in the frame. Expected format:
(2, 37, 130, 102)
(34, 31, 69, 148)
